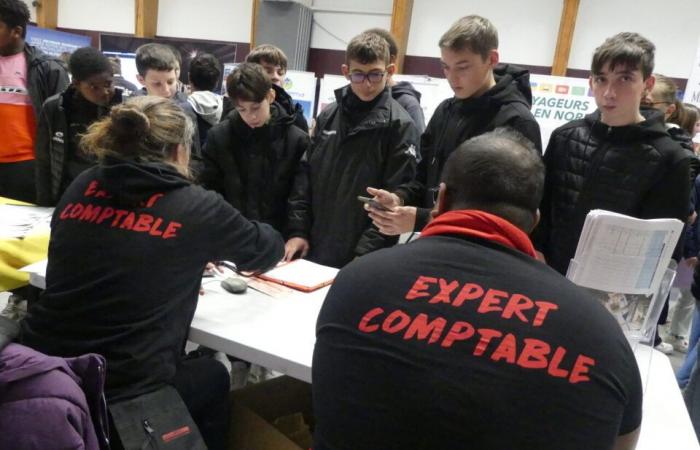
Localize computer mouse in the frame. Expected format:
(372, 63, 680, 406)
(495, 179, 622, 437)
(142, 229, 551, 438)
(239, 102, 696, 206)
(221, 277, 247, 294)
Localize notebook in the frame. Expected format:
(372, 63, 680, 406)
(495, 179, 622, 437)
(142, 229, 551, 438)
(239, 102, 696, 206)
(257, 259, 339, 292)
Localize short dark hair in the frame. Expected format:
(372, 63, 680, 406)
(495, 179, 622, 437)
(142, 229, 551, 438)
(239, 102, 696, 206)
(226, 62, 271, 103)
(246, 44, 288, 72)
(591, 32, 655, 79)
(69, 47, 112, 82)
(438, 15, 498, 59)
(189, 53, 222, 92)
(346, 32, 389, 65)
(135, 43, 179, 76)
(0, 0, 29, 39)
(365, 28, 398, 59)
(441, 128, 544, 231)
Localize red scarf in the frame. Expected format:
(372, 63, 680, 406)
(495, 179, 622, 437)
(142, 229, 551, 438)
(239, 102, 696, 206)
(420, 210, 537, 258)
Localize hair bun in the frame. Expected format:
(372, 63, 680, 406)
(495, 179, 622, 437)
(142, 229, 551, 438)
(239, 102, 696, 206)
(110, 104, 151, 141)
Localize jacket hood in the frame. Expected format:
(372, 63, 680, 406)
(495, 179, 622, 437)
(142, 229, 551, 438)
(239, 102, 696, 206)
(451, 64, 533, 113)
(584, 108, 670, 143)
(0, 343, 102, 386)
(94, 158, 190, 208)
(24, 43, 63, 68)
(490, 64, 533, 106)
(391, 81, 422, 102)
(187, 91, 223, 125)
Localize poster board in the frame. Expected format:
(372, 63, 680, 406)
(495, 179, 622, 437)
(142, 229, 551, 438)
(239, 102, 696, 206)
(529, 74, 597, 149)
(26, 25, 91, 57)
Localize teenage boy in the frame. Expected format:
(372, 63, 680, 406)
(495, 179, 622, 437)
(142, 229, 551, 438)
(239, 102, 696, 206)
(245, 44, 309, 132)
(366, 27, 425, 133)
(187, 52, 223, 147)
(201, 62, 309, 234)
(365, 15, 541, 236)
(35, 47, 123, 206)
(0, 0, 69, 202)
(534, 32, 691, 276)
(285, 32, 419, 268)
(134, 43, 201, 160)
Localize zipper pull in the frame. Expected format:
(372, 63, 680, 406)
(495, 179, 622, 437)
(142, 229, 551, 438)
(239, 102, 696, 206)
(143, 420, 154, 434)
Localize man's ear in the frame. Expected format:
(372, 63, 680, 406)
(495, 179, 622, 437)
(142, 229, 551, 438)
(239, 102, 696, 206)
(432, 182, 449, 219)
(644, 74, 656, 95)
(529, 209, 541, 234)
(386, 63, 396, 76)
(136, 74, 146, 87)
(341, 64, 350, 80)
(488, 49, 499, 68)
(267, 88, 276, 103)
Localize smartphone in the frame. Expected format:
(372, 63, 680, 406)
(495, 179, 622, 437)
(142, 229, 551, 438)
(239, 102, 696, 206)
(357, 196, 391, 212)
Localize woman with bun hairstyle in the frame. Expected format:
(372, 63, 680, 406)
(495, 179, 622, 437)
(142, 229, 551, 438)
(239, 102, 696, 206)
(21, 96, 284, 450)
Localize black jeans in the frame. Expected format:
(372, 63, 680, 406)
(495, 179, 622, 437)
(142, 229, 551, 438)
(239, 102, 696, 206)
(109, 356, 230, 450)
(0, 160, 36, 203)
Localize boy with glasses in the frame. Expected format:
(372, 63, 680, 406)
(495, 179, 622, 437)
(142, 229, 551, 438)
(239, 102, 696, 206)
(285, 32, 419, 267)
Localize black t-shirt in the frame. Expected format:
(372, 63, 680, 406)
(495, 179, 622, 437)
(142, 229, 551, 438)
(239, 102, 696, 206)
(313, 234, 642, 450)
(21, 159, 284, 401)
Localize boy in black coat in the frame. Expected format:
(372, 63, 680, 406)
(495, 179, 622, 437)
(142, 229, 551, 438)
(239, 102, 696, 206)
(285, 32, 419, 268)
(365, 15, 541, 236)
(200, 62, 310, 235)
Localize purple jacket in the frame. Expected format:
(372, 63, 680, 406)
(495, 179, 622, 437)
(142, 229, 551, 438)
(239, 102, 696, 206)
(0, 343, 108, 450)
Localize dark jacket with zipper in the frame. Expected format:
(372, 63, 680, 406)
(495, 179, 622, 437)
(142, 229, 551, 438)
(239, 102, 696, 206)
(200, 102, 310, 235)
(534, 109, 692, 274)
(394, 64, 542, 230)
(21, 159, 284, 401)
(23, 44, 70, 120)
(287, 86, 419, 268)
(35, 87, 123, 206)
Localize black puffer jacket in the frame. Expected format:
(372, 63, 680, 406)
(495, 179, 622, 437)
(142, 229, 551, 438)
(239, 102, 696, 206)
(394, 64, 542, 230)
(287, 86, 419, 268)
(200, 102, 310, 234)
(534, 109, 692, 274)
(391, 81, 425, 133)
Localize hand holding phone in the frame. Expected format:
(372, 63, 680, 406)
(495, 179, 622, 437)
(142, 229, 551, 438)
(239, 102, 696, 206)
(358, 196, 392, 212)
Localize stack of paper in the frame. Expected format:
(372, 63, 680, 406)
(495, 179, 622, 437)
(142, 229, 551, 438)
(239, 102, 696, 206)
(258, 259, 339, 292)
(0, 205, 53, 238)
(567, 210, 683, 345)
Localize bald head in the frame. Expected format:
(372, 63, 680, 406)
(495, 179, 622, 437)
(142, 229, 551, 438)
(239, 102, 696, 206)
(440, 128, 544, 231)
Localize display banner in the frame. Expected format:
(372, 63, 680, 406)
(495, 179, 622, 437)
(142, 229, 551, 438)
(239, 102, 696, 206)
(26, 25, 91, 57)
(283, 70, 317, 125)
(529, 74, 597, 148)
(683, 36, 700, 106)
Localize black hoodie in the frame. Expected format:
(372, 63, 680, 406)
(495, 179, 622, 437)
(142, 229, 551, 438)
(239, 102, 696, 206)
(391, 81, 425, 133)
(533, 109, 692, 274)
(394, 64, 542, 229)
(21, 159, 283, 401)
(201, 102, 310, 235)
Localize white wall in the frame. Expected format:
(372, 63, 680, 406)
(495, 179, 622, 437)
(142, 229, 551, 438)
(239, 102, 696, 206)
(57, 0, 134, 34)
(157, 0, 251, 43)
(407, 0, 563, 68)
(569, 0, 700, 79)
(309, 0, 392, 50)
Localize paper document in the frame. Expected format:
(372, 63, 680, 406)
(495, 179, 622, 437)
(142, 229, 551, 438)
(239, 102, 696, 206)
(258, 259, 339, 292)
(0, 205, 53, 238)
(567, 210, 682, 345)
(568, 210, 682, 295)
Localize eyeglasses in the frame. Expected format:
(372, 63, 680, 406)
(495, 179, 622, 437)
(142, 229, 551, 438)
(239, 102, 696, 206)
(349, 71, 386, 84)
